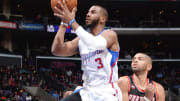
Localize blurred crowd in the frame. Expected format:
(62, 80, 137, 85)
(0, 65, 39, 101)
(0, 62, 83, 101)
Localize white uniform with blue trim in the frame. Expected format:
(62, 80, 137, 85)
(77, 30, 122, 101)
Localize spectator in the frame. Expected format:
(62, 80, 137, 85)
(26, 93, 32, 101)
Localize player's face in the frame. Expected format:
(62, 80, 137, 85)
(131, 53, 149, 72)
(85, 6, 101, 28)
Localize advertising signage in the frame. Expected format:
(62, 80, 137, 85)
(0, 21, 17, 29)
(19, 23, 45, 31)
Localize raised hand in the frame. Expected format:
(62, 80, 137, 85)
(53, 0, 77, 24)
(144, 83, 156, 100)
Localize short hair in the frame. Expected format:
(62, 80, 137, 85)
(94, 5, 108, 21)
(135, 52, 152, 64)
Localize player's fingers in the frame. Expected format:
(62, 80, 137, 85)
(149, 83, 153, 86)
(148, 84, 156, 92)
(54, 13, 63, 19)
(72, 7, 77, 14)
(62, 0, 69, 11)
(58, 1, 65, 11)
(54, 1, 62, 10)
(54, 6, 63, 14)
(148, 83, 154, 88)
(152, 86, 156, 92)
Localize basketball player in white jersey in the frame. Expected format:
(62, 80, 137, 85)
(118, 53, 165, 101)
(51, 1, 122, 101)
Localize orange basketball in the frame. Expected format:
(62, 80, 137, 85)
(51, 0, 77, 12)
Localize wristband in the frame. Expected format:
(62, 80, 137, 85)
(144, 96, 150, 101)
(69, 19, 76, 26)
(61, 21, 68, 27)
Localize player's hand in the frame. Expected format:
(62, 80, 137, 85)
(144, 83, 156, 100)
(53, 0, 77, 24)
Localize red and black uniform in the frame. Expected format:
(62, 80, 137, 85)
(126, 76, 158, 101)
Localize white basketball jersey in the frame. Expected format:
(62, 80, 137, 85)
(77, 30, 122, 101)
(78, 31, 119, 87)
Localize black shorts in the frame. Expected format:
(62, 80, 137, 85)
(60, 92, 82, 101)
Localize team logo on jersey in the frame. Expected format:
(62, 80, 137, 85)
(129, 94, 155, 101)
(81, 50, 104, 64)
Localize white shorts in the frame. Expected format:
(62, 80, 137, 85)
(79, 83, 122, 101)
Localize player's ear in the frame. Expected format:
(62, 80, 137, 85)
(100, 16, 106, 23)
(147, 64, 152, 71)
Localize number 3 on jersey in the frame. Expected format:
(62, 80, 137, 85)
(95, 58, 104, 69)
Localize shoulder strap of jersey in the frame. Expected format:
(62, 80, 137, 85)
(152, 81, 158, 101)
(127, 75, 133, 92)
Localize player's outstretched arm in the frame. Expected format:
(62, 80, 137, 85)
(53, 1, 107, 50)
(51, 1, 79, 56)
(53, 0, 119, 51)
(51, 25, 79, 56)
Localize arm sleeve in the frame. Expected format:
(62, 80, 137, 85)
(75, 26, 107, 49)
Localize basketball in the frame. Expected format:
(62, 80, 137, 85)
(51, 0, 77, 12)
